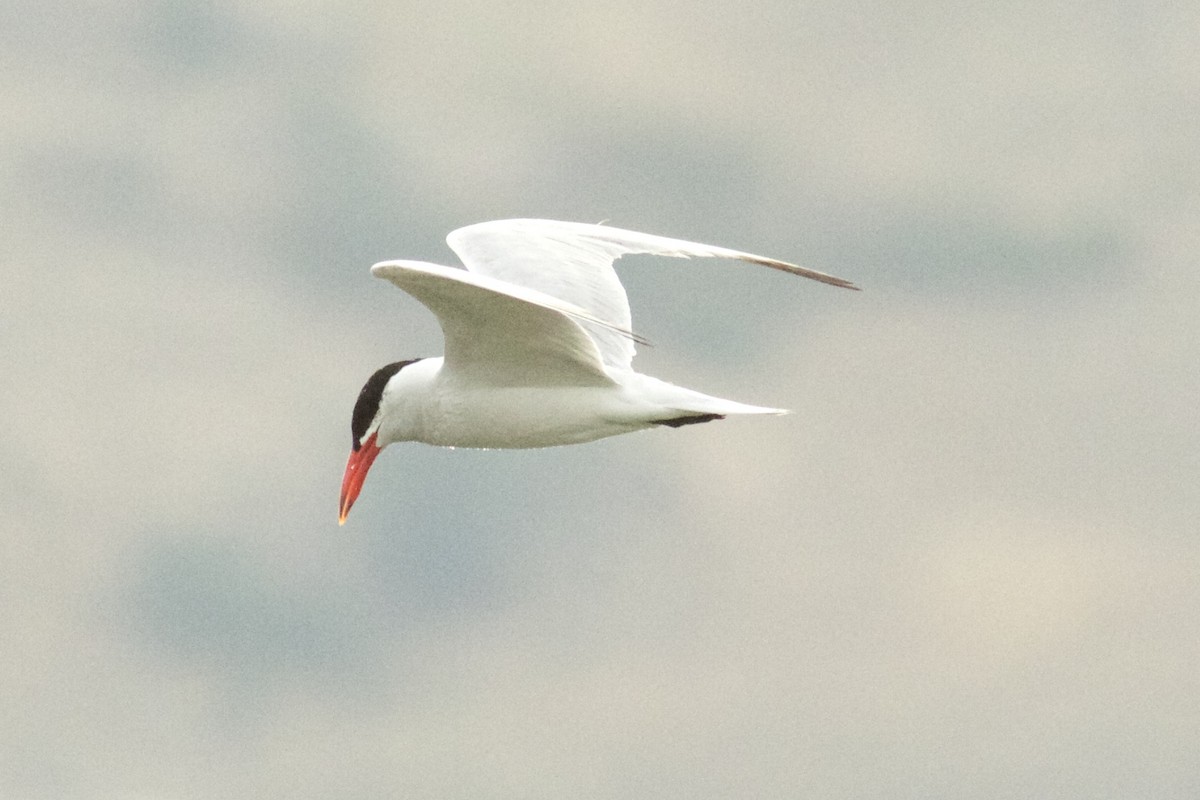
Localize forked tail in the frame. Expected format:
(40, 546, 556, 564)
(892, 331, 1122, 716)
(628, 373, 788, 425)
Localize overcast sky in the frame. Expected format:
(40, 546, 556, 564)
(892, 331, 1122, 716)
(4, 1, 1198, 798)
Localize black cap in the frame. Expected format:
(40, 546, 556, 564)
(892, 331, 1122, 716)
(350, 359, 422, 450)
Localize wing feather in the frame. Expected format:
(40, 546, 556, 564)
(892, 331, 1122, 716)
(371, 261, 622, 388)
(447, 219, 858, 371)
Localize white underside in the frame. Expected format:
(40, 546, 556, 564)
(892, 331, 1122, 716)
(374, 358, 785, 450)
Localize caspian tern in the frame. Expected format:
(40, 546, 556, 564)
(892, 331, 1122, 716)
(339, 219, 857, 523)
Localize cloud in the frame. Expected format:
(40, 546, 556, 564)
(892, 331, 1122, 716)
(3, 0, 1198, 797)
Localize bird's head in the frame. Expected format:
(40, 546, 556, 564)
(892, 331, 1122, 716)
(339, 359, 422, 524)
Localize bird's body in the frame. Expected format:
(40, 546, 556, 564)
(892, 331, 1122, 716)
(372, 356, 784, 450)
(339, 218, 857, 523)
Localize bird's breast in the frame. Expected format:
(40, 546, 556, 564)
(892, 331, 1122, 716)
(421, 383, 645, 449)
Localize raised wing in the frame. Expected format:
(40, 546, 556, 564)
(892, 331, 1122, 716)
(447, 219, 858, 372)
(371, 260, 630, 388)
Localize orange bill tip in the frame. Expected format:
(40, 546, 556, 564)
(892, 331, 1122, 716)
(338, 433, 381, 525)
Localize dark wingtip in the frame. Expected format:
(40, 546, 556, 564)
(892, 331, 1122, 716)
(743, 256, 861, 291)
(653, 412, 725, 428)
(812, 273, 861, 291)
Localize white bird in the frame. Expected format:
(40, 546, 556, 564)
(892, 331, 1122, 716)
(339, 219, 857, 523)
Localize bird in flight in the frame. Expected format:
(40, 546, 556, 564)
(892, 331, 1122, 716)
(339, 219, 857, 523)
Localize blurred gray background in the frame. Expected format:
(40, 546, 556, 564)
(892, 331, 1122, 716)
(4, 1, 1198, 797)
